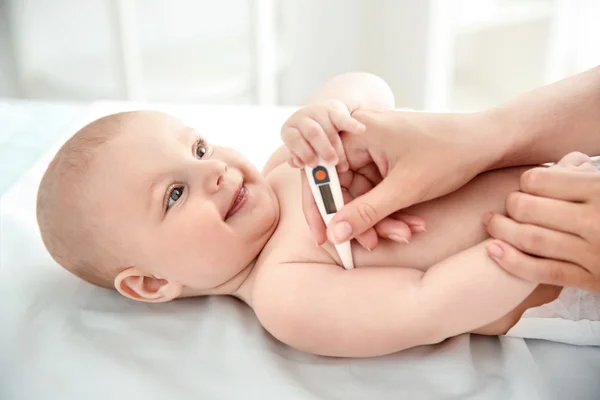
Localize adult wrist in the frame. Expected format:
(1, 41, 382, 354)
(467, 108, 521, 172)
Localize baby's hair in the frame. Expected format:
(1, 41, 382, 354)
(36, 111, 141, 289)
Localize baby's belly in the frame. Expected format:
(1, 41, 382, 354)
(265, 163, 527, 271)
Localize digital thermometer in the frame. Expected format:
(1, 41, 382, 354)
(305, 159, 354, 269)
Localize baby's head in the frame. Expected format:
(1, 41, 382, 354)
(36, 110, 279, 302)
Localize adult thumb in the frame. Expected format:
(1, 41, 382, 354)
(350, 109, 384, 132)
(328, 174, 407, 244)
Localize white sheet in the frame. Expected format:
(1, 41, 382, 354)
(1, 102, 600, 400)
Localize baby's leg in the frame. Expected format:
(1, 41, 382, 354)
(471, 284, 561, 335)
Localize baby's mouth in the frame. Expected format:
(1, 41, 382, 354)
(225, 183, 248, 220)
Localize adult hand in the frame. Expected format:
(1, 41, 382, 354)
(300, 153, 426, 250)
(302, 108, 500, 249)
(484, 152, 600, 292)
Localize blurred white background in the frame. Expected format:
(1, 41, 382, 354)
(1, 0, 599, 111)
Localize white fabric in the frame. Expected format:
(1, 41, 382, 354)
(506, 288, 600, 346)
(1, 102, 600, 400)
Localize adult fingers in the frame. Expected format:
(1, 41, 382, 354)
(329, 108, 366, 135)
(327, 169, 413, 244)
(350, 109, 385, 130)
(484, 212, 588, 266)
(520, 167, 600, 202)
(372, 212, 427, 243)
(374, 218, 412, 243)
(504, 191, 587, 237)
(342, 188, 379, 250)
(388, 212, 427, 232)
(354, 228, 379, 251)
(486, 240, 600, 292)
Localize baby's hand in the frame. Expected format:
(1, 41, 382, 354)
(281, 99, 366, 172)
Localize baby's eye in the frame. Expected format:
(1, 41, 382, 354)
(195, 141, 207, 159)
(166, 186, 184, 210)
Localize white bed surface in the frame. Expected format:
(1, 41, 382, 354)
(1, 102, 599, 400)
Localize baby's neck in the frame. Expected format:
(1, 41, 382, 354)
(180, 259, 257, 304)
(229, 260, 258, 305)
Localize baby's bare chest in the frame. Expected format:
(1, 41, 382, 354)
(261, 165, 334, 266)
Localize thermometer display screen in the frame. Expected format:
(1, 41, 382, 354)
(318, 184, 337, 214)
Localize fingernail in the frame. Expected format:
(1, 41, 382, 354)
(389, 234, 410, 244)
(483, 212, 493, 226)
(412, 225, 427, 233)
(329, 221, 353, 243)
(487, 243, 504, 259)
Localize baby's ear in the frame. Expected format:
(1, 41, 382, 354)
(114, 267, 182, 303)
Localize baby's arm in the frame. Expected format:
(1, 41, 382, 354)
(263, 72, 394, 176)
(253, 242, 535, 358)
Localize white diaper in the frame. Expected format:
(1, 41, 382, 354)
(504, 288, 600, 345)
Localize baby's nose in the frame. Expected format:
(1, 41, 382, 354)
(205, 160, 228, 192)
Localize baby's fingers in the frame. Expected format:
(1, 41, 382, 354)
(371, 213, 426, 245)
(309, 113, 349, 171)
(298, 118, 338, 167)
(287, 153, 304, 169)
(281, 126, 318, 167)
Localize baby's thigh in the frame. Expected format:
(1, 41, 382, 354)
(471, 284, 562, 336)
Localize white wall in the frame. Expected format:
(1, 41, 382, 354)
(6, 0, 255, 101)
(278, 0, 446, 108)
(1, 0, 599, 110)
(361, 0, 440, 108)
(278, 0, 365, 105)
(0, 0, 18, 97)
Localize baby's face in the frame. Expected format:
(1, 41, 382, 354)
(88, 111, 279, 291)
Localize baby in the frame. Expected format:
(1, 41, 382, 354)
(37, 73, 574, 358)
